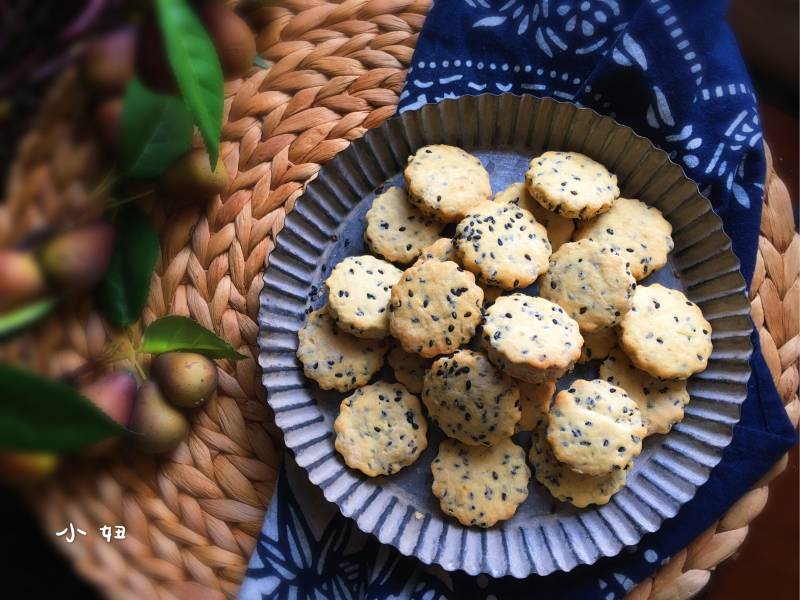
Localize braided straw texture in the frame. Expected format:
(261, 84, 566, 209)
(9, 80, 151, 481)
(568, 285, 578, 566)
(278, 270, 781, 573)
(0, 2, 795, 598)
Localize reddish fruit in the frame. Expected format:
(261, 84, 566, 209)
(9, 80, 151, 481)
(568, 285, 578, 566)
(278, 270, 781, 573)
(152, 352, 218, 408)
(83, 27, 135, 94)
(130, 380, 188, 454)
(0, 452, 59, 487)
(136, 2, 255, 93)
(38, 222, 115, 291)
(81, 370, 137, 456)
(199, 1, 256, 78)
(81, 370, 137, 427)
(94, 98, 122, 149)
(161, 149, 227, 201)
(0, 249, 47, 310)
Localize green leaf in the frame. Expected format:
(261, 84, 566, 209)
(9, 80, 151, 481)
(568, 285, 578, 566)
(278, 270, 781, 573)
(154, 0, 223, 167)
(0, 364, 126, 452)
(96, 206, 160, 327)
(120, 78, 194, 178)
(142, 316, 246, 359)
(0, 298, 57, 340)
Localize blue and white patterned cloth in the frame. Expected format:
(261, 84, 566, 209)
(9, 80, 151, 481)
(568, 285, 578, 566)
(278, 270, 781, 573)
(241, 2, 797, 598)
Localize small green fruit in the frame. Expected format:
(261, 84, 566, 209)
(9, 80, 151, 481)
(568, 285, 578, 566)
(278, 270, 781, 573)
(0, 249, 46, 310)
(38, 222, 115, 291)
(130, 380, 188, 454)
(161, 149, 227, 201)
(0, 451, 59, 487)
(152, 352, 218, 409)
(80, 370, 138, 456)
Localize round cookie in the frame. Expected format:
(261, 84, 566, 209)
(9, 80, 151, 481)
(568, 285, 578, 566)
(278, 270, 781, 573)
(364, 186, 444, 264)
(422, 349, 521, 446)
(389, 259, 484, 358)
(618, 283, 713, 380)
(417, 237, 458, 263)
(296, 307, 386, 392)
(525, 151, 619, 219)
(539, 239, 635, 333)
(454, 203, 551, 290)
(326, 255, 403, 339)
(387, 344, 431, 394)
(334, 381, 428, 476)
(494, 182, 575, 250)
(600, 348, 689, 435)
(517, 379, 556, 431)
(578, 327, 617, 363)
(547, 379, 646, 476)
(573, 197, 674, 280)
(404, 145, 492, 223)
(431, 438, 530, 528)
(481, 294, 583, 383)
(529, 419, 629, 508)
(417, 237, 504, 305)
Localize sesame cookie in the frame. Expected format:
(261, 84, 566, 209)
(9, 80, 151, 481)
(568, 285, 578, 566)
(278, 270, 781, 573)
(618, 283, 713, 380)
(334, 381, 428, 476)
(573, 197, 674, 280)
(364, 186, 444, 264)
(296, 307, 386, 392)
(389, 260, 484, 358)
(517, 380, 556, 431)
(417, 237, 504, 305)
(525, 151, 619, 219)
(431, 438, 530, 527)
(578, 327, 617, 363)
(494, 182, 575, 250)
(422, 349, 521, 446)
(404, 145, 492, 223)
(417, 237, 458, 263)
(326, 255, 403, 339)
(600, 348, 689, 435)
(387, 344, 431, 394)
(529, 419, 629, 508)
(481, 294, 583, 383)
(454, 203, 551, 290)
(547, 379, 646, 476)
(539, 239, 635, 333)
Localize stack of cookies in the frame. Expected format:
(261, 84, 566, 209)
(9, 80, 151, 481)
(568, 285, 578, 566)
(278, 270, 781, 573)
(295, 144, 714, 527)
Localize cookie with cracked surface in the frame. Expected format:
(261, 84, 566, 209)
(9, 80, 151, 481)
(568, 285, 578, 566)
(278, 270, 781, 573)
(481, 294, 583, 383)
(364, 186, 444, 264)
(297, 307, 386, 392)
(417, 237, 504, 305)
(573, 197, 674, 280)
(547, 378, 646, 476)
(387, 344, 431, 394)
(494, 181, 575, 250)
(516, 379, 556, 431)
(525, 151, 618, 219)
(389, 259, 484, 358)
(529, 418, 629, 508)
(578, 327, 617, 363)
(326, 255, 403, 339)
(618, 283, 712, 380)
(454, 203, 551, 290)
(600, 348, 689, 435)
(404, 145, 492, 223)
(334, 381, 428, 476)
(422, 349, 521, 446)
(431, 438, 530, 527)
(539, 239, 635, 333)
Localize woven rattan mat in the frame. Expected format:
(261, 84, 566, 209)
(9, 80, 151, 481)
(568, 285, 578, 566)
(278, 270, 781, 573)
(0, 2, 797, 599)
